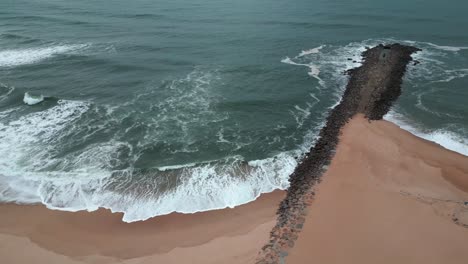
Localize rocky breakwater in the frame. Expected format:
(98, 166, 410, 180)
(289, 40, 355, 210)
(256, 44, 421, 264)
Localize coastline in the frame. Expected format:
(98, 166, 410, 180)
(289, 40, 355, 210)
(287, 115, 468, 263)
(1, 116, 467, 263)
(0, 191, 284, 264)
(2, 43, 468, 263)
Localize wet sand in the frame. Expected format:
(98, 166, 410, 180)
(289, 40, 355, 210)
(0, 191, 284, 264)
(1, 116, 467, 263)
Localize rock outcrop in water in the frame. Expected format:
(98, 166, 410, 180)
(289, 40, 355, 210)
(256, 43, 421, 263)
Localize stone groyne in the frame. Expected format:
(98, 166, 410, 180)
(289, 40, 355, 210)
(256, 44, 420, 264)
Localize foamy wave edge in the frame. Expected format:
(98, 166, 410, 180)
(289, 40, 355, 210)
(0, 153, 297, 223)
(0, 99, 298, 222)
(385, 111, 468, 156)
(0, 44, 89, 67)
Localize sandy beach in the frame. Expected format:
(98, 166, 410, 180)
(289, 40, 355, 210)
(1, 115, 467, 263)
(0, 191, 284, 264)
(287, 115, 468, 263)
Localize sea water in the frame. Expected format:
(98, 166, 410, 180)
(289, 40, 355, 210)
(0, 0, 467, 222)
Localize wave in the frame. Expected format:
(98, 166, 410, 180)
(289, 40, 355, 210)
(0, 97, 296, 221)
(281, 44, 364, 89)
(283, 38, 468, 156)
(1, 38, 467, 222)
(0, 83, 15, 103)
(0, 152, 296, 222)
(23, 92, 45, 105)
(385, 111, 468, 156)
(0, 44, 88, 67)
(114, 67, 230, 154)
(297, 45, 325, 57)
(281, 42, 367, 142)
(402, 40, 468, 52)
(0, 75, 297, 222)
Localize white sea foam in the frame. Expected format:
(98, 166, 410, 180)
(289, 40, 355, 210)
(432, 69, 468, 83)
(216, 128, 231, 143)
(0, 152, 296, 222)
(114, 153, 295, 222)
(0, 83, 15, 102)
(297, 45, 325, 57)
(385, 111, 468, 156)
(0, 44, 88, 67)
(282, 41, 366, 136)
(424, 43, 468, 52)
(0, 92, 297, 222)
(127, 67, 228, 151)
(23, 92, 45, 105)
(0, 99, 97, 205)
(282, 42, 365, 89)
(367, 38, 468, 53)
(0, 100, 91, 172)
(280, 57, 308, 67)
(281, 57, 325, 86)
(157, 163, 197, 171)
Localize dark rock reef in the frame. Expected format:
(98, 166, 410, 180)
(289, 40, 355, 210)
(256, 44, 420, 264)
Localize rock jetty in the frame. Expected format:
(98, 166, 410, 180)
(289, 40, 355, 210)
(256, 43, 421, 264)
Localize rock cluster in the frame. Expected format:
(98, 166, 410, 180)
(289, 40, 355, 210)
(256, 43, 420, 263)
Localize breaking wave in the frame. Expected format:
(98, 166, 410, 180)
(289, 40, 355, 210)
(0, 69, 298, 222)
(0, 83, 15, 103)
(0, 44, 88, 67)
(1, 38, 467, 223)
(385, 111, 468, 156)
(23, 92, 45, 105)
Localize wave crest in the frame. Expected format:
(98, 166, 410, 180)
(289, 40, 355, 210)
(0, 44, 88, 67)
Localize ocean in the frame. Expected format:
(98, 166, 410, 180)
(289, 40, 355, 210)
(1, 0, 467, 222)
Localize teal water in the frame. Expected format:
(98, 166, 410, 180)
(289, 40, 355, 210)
(1, 0, 467, 221)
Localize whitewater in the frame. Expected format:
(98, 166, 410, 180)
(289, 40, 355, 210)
(0, 37, 467, 222)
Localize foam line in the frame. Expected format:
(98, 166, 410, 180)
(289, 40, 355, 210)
(0, 44, 88, 67)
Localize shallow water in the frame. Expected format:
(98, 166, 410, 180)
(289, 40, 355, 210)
(1, 0, 467, 221)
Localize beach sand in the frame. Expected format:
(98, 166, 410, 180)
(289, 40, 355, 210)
(1, 115, 468, 263)
(288, 115, 468, 263)
(0, 191, 284, 264)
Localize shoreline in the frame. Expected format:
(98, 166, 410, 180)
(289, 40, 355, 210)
(0, 190, 284, 263)
(1, 117, 467, 263)
(2, 43, 467, 263)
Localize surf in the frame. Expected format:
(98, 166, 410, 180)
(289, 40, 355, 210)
(0, 44, 88, 68)
(23, 92, 45, 105)
(0, 38, 467, 223)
